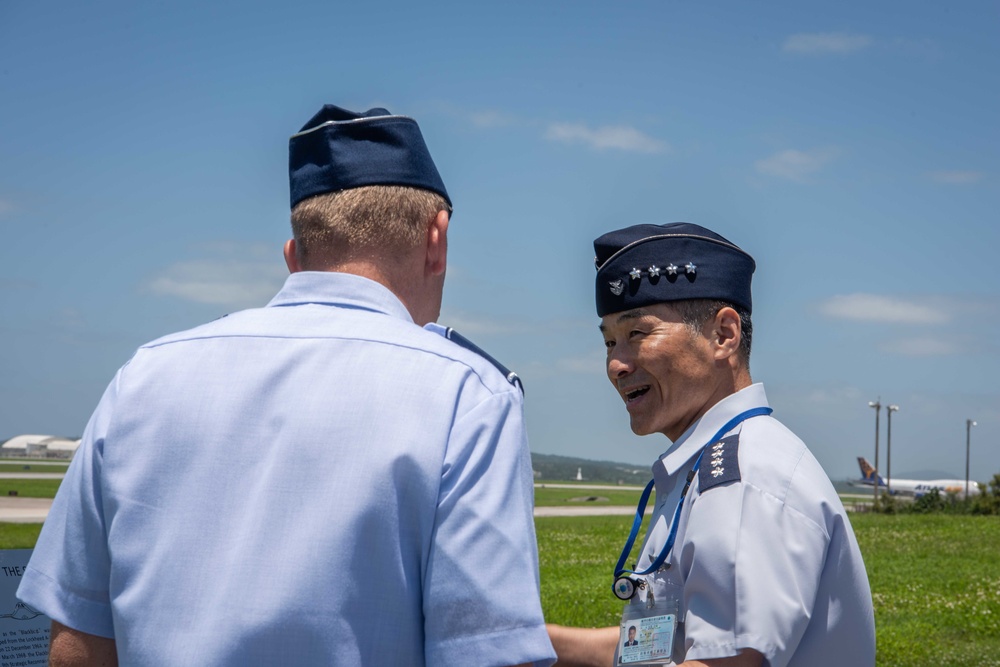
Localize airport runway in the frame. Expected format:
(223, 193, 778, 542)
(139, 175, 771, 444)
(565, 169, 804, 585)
(533, 505, 648, 517)
(0, 492, 864, 523)
(0, 497, 52, 523)
(535, 483, 645, 491)
(0, 498, 644, 523)
(0, 473, 64, 479)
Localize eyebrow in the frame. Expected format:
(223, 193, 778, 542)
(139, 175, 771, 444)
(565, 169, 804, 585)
(598, 309, 647, 333)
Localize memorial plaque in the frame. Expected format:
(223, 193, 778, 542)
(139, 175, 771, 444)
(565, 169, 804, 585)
(0, 551, 49, 667)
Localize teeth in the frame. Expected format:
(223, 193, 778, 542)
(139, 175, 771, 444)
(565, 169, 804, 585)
(625, 387, 648, 400)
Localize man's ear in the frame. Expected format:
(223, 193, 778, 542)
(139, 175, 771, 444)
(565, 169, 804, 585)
(425, 209, 449, 277)
(712, 306, 742, 361)
(283, 239, 302, 273)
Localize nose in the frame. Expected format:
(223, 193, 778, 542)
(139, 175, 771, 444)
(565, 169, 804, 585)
(606, 347, 633, 380)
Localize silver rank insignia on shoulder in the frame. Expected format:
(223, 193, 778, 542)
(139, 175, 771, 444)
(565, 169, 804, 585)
(685, 262, 697, 275)
(699, 433, 741, 491)
(609, 279, 625, 295)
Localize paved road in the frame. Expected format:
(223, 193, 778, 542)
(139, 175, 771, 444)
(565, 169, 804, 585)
(0, 473, 65, 480)
(0, 497, 52, 523)
(0, 492, 864, 523)
(0, 460, 70, 466)
(0, 499, 645, 522)
(535, 483, 645, 491)
(533, 505, 648, 517)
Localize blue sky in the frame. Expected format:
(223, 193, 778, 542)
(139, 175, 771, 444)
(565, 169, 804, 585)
(1, 0, 997, 481)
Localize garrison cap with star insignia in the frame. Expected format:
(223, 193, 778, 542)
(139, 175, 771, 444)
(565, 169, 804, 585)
(289, 104, 452, 210)
(698, 434, 741, 491)
(424, 323, 524, 394)
(593, 222, 756, 318)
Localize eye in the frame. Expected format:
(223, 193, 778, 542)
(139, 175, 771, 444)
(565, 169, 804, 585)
(604, 339, 615, 350)
(628, 329, 645, 340)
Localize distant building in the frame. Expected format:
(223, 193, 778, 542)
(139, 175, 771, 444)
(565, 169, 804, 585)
(1, 434, 80, 459)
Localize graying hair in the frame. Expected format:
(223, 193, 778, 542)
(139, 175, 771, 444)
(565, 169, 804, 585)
(671, 299, 752, 367)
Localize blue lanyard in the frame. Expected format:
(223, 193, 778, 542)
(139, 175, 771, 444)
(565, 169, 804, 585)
(613, 407, 773, 579)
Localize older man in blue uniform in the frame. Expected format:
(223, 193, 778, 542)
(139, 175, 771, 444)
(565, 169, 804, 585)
(18, 105, 555, 667)
(547, 224, 875, 666)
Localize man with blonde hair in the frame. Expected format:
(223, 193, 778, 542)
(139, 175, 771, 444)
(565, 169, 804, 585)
(19, 104, 555, 667)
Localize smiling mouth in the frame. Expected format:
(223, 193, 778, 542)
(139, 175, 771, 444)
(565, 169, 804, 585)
(624, 386, 650, 402)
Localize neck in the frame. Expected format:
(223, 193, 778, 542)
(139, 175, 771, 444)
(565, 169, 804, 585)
(667, 366, 753, 441)
(324, 257, 439, 326)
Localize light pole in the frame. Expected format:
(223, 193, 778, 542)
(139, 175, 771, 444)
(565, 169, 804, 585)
(886, 405, 899, 496)
(869, 399, 881, 507)
(966, 419, 977, 499)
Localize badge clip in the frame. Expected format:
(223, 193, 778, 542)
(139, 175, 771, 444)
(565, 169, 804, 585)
(613, 575, 645, 600)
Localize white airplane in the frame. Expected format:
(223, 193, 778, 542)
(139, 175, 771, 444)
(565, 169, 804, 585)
(854, 457, 981, 499)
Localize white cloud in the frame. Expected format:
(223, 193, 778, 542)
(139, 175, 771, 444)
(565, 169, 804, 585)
(783, 33, 873, 55)
(456, 108, 668, 155)
(468, 110, 516, 128)
(436, 309, 524, 336)
(556, 353, 605, 375)
(754, 148, 839, 182)
(147, 259, 287, 309)
(819, 294, 948, 325)
(927, 171, 985, 185)
(883, 337, 959, 357)
(768, 386, 866, 416)
(545, 123, 667, 154)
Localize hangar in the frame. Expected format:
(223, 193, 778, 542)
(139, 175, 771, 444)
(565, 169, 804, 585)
(1, 434, 80, 459)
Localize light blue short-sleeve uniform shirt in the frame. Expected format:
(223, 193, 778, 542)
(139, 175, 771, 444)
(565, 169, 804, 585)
(632, 384, 875, 666)
(18, 271, 556, 667)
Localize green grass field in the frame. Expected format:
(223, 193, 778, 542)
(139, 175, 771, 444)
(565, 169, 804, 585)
(533, 485, 646, 507)
(3, 512, 997, 665)
(0, 463, 69, 473)
(537, 513, 1000, 667)
(0, 479, 62, 498)
(0, 523, 42, 549)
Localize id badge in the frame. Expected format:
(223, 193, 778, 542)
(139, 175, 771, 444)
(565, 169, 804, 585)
(617, 586, 679, 665)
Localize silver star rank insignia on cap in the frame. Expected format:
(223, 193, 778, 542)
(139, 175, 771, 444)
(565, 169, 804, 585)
(609, 279, 624, 295)
(666, 263, 678, 276)
(685, 262, 697, 275)
(648, 265, 660, 277)
(629, 268, 642, 280)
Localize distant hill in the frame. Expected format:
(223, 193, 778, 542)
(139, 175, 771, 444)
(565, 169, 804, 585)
(530, 452, 972, 491)
(530, 452, 650, 485)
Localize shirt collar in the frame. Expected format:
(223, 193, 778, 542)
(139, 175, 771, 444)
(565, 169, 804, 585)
(657, 383, 770, 476)
(266, 271, 414, 323)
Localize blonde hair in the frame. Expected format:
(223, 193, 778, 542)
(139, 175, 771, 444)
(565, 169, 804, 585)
(290, 185, 449, 264)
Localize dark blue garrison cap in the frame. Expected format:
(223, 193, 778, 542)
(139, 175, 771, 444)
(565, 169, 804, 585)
(594, 222, 756, 317)
(288, 105, 451, 209)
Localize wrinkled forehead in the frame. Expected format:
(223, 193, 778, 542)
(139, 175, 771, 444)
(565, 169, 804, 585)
(598, 303, 680, 333)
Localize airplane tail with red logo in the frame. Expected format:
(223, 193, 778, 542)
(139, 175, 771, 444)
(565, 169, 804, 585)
(857, 457, 886, 487)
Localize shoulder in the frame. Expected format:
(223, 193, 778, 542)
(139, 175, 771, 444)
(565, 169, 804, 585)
(693, 415, 840, 511)
(734, 416, 844, 525)
(423, 324, 523, 394)
(738, 417, 834, 491)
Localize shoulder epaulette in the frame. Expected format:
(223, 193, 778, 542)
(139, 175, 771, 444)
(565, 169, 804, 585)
(429, 325, 523, 394)
(698, 433, 740, 491)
